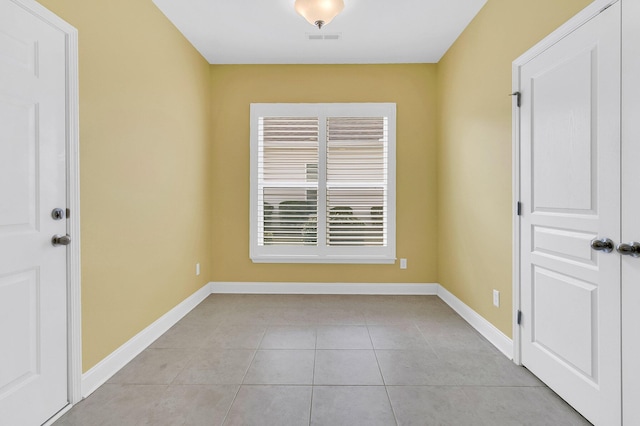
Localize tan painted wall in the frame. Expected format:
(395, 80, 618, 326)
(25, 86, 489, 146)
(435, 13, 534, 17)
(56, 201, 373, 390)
(32, 0, 592, 371)
(36, 0, 213, 371)
(437, 0, 592, 336)
(210, 65, 438, 283)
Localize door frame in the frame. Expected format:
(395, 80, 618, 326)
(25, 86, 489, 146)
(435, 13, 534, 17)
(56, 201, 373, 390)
(511, 0, 619, 366)
(10, 0, 82, 410)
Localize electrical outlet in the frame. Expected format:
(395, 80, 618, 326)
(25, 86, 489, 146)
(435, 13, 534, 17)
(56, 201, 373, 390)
(493, 289, 500, 307)
(400, 258, 407, 269)
(196, 263, 200, 276)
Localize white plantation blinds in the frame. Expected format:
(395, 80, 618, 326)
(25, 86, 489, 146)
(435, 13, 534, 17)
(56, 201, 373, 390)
(327, 117, 387, 247)
(258, 117, 319, 245)
(250, 103, 396, 264)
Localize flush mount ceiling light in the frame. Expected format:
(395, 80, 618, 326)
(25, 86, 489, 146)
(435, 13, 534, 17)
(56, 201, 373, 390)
(294, 0, 345, 30)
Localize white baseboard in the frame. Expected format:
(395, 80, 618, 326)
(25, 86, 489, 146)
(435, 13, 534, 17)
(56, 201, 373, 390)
(80, 282, 212, 398)
(437, 285, 514, 359)
(210, 281, 439, 295)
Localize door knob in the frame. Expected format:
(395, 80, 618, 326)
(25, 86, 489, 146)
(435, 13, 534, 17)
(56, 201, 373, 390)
(616, 242, 640, 257)
(590, 238, 614, 253)
(52, 234, 71, 247)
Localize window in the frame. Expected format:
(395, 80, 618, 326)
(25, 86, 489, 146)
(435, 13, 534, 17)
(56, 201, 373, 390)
(250, 103, 396, 263)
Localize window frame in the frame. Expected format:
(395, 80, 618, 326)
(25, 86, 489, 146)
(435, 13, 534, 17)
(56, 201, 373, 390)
(250, 103, 396, 264)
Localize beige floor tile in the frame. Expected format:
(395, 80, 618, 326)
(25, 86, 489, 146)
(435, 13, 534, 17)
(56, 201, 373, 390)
(387, 386, 478, 426)
(172, 349, 255, 384)
(265, 307, 320, 325)
(150, 385, 239, 426)
(376, 349, 543, 387)
(314, 350, 383, 385)
(316, 325, 372, 349)
(243, 350, 315, 385)
(205, 324, 266, 349)
(375, 350, 443, 385)
(107, 348, 194, 385)
(315, 304, 367, 325)
(150, 321, 217, 349)
(310, 386, 396, 426)
(54, 384, 169, 426)
(224, 385, 312, 426)
(463, 386, 592, 426)
(368, 325, 432, 350)
(260, 325, 317, 349)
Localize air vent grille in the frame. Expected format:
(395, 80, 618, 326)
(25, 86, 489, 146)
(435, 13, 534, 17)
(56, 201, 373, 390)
(307, 33, 341, 41)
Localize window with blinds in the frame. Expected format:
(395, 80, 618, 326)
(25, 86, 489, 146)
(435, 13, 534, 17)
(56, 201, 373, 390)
(250, 103, 396, 264)
(258, 117, 319, 246)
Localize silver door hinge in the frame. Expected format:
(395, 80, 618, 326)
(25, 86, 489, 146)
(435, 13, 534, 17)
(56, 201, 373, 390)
(516, 202, 522, 216)
(517, 310, 522, 325)
(600, 2, 614, 14)
(510, 91, 521, 107)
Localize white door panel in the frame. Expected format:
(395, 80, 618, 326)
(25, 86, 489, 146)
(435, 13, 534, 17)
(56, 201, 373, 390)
(532, 267, 597, 377)
(0, 0, 68, 424)
(0, 269, 39, 393)
(532, 226, 597, 266)
(0, 27, 37, 75)
(519, 3, 621, 425)
(531, 49, 594, 213)
(0, 95, 37, 233)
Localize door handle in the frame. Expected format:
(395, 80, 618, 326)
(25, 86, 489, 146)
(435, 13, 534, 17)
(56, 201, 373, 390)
(590, 238, 614, 253)
(616, 242, 640, 257)
(52, 234, 71, 247)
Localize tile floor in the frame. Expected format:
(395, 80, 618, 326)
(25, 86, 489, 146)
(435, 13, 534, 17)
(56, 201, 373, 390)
(55, 294, 591, 425)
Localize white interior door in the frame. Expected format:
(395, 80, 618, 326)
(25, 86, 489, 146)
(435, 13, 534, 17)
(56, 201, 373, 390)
(519, 3, 621, 425)
(621, 0, 640, 424)
(0, 0, 69, 424)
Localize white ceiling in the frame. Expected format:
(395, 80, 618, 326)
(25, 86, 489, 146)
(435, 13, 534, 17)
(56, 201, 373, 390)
(152, 0, 488, 65)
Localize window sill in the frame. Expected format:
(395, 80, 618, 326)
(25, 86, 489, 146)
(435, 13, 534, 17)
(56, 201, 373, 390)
(250, 255, 396, 265)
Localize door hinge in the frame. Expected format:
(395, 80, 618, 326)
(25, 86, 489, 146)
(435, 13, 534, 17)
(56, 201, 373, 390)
(516, 201, 522, 216)
(517, 310, 522, 325)
(600, 2, 614, 14)
(510, 91, 521, 108)
(66, 208, 70, 219)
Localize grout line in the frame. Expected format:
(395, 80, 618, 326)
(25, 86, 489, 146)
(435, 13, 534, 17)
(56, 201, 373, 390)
(413, 321, 440, 359)
(366, 325, 399, 426)
(219, 383, 242, 426)
(166, 348, 198, 386)
(308, 325, 318, 425)
(219, 329, 266, 425)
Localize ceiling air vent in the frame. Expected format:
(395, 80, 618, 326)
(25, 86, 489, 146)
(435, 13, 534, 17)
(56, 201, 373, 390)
(307, 33, 341, 41)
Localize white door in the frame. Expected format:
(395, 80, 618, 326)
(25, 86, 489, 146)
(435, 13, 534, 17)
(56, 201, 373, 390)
(519, 3, 621, 425)
(0, 0, 69, 424)
(621, 0, 640, 424)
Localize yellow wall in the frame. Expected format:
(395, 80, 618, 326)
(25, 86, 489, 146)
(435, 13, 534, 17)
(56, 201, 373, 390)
(437, 0, 592, 336)
(33, 0, 593, 372)
(210, 65, 438, 283)
(36, 0, 213, 371)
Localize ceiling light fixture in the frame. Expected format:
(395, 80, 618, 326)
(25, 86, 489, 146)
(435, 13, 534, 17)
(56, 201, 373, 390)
(294, 0, 344, 30)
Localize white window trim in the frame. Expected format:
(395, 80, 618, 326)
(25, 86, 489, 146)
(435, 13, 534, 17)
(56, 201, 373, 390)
(250, 103, 396, 264)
